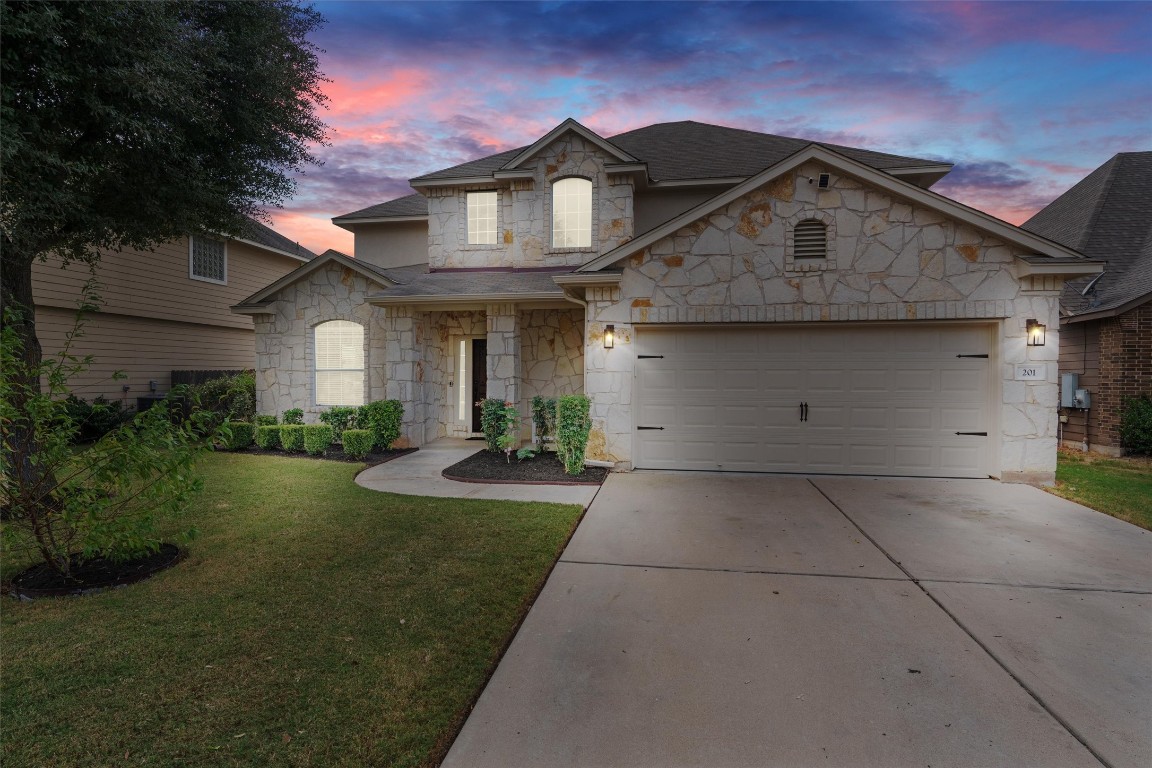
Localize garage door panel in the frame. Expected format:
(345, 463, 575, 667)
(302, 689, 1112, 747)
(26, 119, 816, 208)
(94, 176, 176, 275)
(634, 324, 992, 478)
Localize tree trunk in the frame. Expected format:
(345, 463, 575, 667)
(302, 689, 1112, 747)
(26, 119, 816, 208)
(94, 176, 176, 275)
(1, 242, 43, 492)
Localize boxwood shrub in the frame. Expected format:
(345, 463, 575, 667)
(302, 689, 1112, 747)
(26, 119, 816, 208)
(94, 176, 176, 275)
(1120, 395, 1152, 455)
(303, 424, 334, 456)
(255, 424, 282, 450)
(341, 429, 374, 459)
(279, 424, 306, 452)
(318, 406, 358, 441)
(223, 421, 255, 451)
(282, 408, 304, 425)
(358, 399, 403, 450)
(254, 414, 278, 426)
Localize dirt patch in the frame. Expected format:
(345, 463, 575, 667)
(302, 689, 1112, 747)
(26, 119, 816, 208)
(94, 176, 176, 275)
(9, 543, 183, 599)
(444, 449, 609, 486)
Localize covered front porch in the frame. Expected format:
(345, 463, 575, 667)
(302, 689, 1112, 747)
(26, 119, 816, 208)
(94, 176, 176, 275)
(377, 298, 585, 448)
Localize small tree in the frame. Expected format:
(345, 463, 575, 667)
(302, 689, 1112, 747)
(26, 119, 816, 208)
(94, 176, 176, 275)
(497, 402, 521, 463)
(555, 395, 592, 476)
(480, 398, 507, 453)
(0, 304, 215, 580)
(531, 396, 557, 448)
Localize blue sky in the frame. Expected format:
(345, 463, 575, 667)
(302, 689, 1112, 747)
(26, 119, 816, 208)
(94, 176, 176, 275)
(270, 0, 1152, 254)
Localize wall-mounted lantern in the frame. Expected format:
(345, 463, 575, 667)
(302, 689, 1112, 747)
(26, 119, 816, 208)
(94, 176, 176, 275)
(1026, 319, 1046, 346)
(604, 324, 615, 349)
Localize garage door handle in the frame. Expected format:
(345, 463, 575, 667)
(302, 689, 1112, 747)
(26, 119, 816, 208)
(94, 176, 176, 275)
(800, 402, 808, 422)
(955, 431, 988, 436)
(637, 426, 665, 430)
(956, 354, 989, 358)
(637, 355, 664, 359)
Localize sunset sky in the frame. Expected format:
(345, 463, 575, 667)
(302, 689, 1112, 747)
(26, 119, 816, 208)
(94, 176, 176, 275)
(269, 0, 1152, 256)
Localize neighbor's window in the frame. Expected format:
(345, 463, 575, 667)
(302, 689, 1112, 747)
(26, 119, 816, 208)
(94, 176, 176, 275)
(314, 320, 364, 406)
(189, 235, 227, 283)
(552, 177, 592, 248)
(793, 219, 827, 259)
(467, 191, 498, 245)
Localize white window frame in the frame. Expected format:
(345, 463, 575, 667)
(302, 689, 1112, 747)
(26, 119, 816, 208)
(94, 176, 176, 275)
(188, 235, 228, 285)
(467, 190, 499, 245)
(551, 177, 593, 249)
(314, 320, 365, 407)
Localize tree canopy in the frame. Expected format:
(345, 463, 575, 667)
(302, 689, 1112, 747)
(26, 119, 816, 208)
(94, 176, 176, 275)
(0, 0, 328, 270)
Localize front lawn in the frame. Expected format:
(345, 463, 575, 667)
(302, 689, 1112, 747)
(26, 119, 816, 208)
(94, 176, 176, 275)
(1050, 449, 1152, 531)
(2, 453, 584, 767)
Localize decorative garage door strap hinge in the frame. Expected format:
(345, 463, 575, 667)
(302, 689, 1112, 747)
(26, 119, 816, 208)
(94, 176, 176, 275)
(636, 426, 665, 430)
(956, 354, 989, 358)
(954, 431, 988, 436)
(637, 355, 664, 359)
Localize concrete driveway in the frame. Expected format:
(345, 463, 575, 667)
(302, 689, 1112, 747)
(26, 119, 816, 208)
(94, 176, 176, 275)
(443, 474, 1152, 768)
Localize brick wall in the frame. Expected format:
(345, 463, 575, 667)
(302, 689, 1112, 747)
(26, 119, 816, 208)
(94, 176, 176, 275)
(1096, 301, 1152, 451)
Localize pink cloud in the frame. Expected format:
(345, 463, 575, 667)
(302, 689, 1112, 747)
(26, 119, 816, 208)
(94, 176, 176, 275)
(266, 211, 354, 258)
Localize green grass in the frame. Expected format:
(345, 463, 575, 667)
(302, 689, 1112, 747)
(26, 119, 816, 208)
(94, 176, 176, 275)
(2, 453, 584, 767)
(1051, 449, 1152, 531)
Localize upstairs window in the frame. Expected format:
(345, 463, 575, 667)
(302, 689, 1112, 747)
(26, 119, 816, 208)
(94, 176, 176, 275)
(467, 191, 498, 245)
(792, 219, 827, 259)
(189, 235, 227, 283)
(314, 320, 364, 406)
(552, 177, 592, 248)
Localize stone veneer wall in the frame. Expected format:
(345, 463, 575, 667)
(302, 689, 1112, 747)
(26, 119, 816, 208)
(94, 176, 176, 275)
(252, 263, 389, 421)
(425, 133, 634, 269)
(520, 308, 585, 439)
(582, 162, 1063, 483)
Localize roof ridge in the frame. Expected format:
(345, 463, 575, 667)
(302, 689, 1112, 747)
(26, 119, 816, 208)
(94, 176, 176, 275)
(1078, 154, 1123, 253)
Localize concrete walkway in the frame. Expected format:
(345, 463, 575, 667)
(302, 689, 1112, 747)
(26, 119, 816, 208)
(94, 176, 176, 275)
(355, 437, 600, 507)
(443, 472, 1152, 768)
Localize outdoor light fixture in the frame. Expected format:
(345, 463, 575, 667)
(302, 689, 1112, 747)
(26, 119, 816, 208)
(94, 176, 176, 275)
(1026, 319, 1046, 346)
(604, 324, 615, 349)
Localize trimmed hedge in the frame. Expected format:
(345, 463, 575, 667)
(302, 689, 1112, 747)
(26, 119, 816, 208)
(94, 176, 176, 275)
(223, 421, 255, 451)
(255, 424, 282, 450)
(319, 406, 358, 441)
(303, 424, 334, 456)
(279, 424, 306, 452)
(282, 408, 304, 425)
(1120, 395, 1152, 455)
(358, 399, 403, 450)
(341, 429, 374, 459)
(254, 414, 278, 426)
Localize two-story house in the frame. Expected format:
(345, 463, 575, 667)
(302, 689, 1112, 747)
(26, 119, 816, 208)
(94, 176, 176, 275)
(33, 218, 315, 401)
(233, 119, 1100, 484)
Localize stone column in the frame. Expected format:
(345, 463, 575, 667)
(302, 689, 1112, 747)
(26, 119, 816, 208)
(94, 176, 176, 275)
(383, 305, 427, 447)
(584, 285, 632, 468)
(486, 302, 521, 405)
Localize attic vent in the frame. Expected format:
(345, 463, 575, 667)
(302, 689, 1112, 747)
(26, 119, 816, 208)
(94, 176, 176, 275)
(793, 220, 828, 259)
(818, 173, 830, 189)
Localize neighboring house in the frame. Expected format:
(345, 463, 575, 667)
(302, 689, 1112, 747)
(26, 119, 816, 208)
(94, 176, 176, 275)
(234, 119, 1100, 484)
(1023, 152, 1152, 456)
(32, 219, 315, 401)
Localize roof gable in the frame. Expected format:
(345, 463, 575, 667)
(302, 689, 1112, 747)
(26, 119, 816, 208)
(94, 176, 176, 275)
(231, 250, 394, 310)
(577, 144, 1084, 273)
(498, 118, 637, 171)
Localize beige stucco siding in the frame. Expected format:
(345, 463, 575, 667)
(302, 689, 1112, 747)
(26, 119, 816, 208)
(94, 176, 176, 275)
(353, 221, 429, 268)
(36, 306, 256, 398)
(32, 238, 302, 331)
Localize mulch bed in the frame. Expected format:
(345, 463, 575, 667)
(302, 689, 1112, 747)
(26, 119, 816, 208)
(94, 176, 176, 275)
(443, 449, 609, 486)
(8, 543, 183, 600)
(229, 446, 418, 468)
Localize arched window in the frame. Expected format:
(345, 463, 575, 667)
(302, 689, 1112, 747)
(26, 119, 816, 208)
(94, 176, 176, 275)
(792, 219, 828, 259)
(552, 177, 592, 248)
(314, 320, 364, 406)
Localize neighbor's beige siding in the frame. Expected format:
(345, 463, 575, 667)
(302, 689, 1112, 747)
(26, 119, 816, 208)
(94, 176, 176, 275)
(31, 236, 303, 399)
(32, 238, 300, 331)
(36, 307, 257, 398)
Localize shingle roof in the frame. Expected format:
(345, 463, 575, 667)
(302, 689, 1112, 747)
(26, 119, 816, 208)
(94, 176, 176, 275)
(1023, 152, 1152, 316)
(409, 121, 941, 186)
(333, 193, 429, 221)
(366, 269, 569, 300)
(238, 217, 316, 260)
(342, 121, 948, 222)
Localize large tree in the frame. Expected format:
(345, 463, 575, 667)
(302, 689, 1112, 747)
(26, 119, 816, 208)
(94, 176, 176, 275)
(1, 0, 327, 478)
(1, 0, 327, 357)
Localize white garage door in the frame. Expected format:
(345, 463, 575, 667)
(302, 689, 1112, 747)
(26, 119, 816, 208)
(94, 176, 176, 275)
(634, 324, 994, 478)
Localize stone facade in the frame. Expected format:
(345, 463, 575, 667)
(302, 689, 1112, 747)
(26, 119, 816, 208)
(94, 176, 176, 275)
(582, 163, 1063, 483)
(520, 308, 585, 438)
(425, 134, 634, 269)
(252, 262, 389, 420)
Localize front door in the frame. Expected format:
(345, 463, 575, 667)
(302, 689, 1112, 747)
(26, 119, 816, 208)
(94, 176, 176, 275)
(471, 338, 487, 432)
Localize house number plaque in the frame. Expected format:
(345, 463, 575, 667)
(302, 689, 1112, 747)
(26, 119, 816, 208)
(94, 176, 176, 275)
(1014, 364, 1046, 381)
